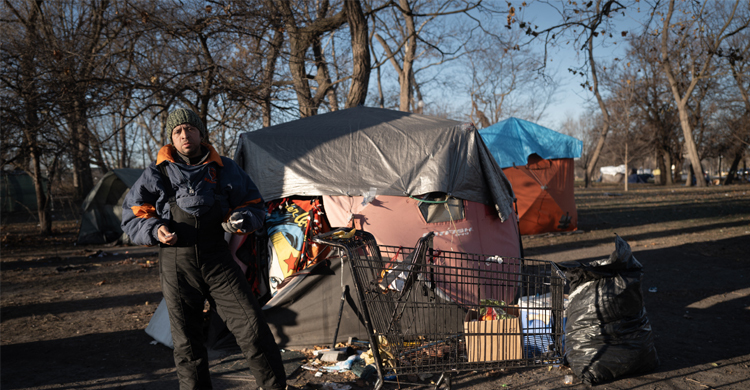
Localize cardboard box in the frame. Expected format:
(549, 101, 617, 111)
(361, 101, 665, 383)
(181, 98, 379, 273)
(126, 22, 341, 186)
(464, 305, 522, 362)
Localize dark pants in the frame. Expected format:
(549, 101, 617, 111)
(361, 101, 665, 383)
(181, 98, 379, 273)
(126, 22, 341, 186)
(159, 201, 286, 390)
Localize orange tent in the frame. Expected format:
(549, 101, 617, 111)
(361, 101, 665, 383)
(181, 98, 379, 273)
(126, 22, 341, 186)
(479, 118, 582, 235)
(503, 154, 578, 234)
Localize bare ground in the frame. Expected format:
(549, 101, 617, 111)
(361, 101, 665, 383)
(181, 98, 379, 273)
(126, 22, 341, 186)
(1, 184, 749, 390)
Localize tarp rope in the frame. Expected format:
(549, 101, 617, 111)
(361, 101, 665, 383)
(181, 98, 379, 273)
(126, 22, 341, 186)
(408, 195, 449, 204)
(445, 200, 464, 251)
(523, 165, 549, 191)
(408, 194, 465, 251)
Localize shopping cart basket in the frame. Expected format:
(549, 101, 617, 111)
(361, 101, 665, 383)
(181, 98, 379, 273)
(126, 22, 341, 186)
(314, 229, 566, 390)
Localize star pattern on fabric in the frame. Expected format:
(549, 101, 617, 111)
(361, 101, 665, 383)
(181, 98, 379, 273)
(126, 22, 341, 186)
(283, 252, 298, 274)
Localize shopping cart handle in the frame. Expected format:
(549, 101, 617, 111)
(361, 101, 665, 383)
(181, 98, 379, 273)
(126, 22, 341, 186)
(314, 227, 356, 242)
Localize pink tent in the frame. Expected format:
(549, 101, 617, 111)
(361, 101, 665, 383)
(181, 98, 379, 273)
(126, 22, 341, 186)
(232, 106, 522, 347)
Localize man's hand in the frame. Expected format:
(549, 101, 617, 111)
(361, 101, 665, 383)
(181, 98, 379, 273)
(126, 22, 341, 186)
(222, 212, 244, 234)
(158, 225, 177, 245)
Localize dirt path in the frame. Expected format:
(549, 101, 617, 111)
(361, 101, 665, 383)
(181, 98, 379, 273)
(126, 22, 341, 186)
(1, 185, 749, 389)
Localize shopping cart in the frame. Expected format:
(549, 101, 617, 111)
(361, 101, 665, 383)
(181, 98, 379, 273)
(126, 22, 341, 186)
(313, 229, 566, 390)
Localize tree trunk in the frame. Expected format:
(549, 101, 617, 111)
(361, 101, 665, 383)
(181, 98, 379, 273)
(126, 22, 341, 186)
(311, 35, 335, 110)
(726, 60, 750, 185)
(261, 100, 272, 128)
(624, 142, 629, 192)
(398, 0, 417, 112)
(282, 20, 315, 116)
(585, 125, 609, 188)
(676, 105, 705, 187)
(656, 150, 666, 185)
(410, 68, 423, 113)
(76, 129, 95, 198)
(23, 111, 51, 235)
(18, 1, 51, 235)
(72, 102, 95, 200)
(274, 0, 346, 117)
(658, 0, 732, 188)
(723, 146, 745, 185)
(472, 99, 491, 128)
(89, 128, 110, 174)
(119, 114, 127, 168)
(30, 152, 50, 234)
(376, 66, 385, 108)
(583, 1, 611, 188)
(260, 13, 284, 127)
(671, 153, 681, 184)
(344, 0, 370, 108)
(42, 156, 61, 234)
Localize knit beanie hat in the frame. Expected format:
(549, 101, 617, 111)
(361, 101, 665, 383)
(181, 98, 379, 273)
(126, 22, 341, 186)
(165, 108, 207, 142)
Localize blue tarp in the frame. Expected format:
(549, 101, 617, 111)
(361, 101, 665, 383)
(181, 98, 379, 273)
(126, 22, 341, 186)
(479, 117, 583, 168)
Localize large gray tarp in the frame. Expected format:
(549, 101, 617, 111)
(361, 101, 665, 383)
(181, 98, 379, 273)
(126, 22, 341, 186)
(234, 106, 515, 221)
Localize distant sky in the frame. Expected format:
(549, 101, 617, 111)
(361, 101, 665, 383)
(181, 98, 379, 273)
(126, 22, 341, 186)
(367, 1, 648, 133)
(518, 1, 648, 130)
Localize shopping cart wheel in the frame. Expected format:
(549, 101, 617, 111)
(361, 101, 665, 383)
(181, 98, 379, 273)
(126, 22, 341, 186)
(434, 372, 451, 390)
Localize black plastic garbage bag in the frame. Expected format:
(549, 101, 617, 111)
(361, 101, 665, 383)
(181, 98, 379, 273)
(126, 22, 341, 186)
(560, 235, 659, 386)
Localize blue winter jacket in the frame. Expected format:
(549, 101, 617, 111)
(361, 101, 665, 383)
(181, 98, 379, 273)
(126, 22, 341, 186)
(121, 143, 266, 246)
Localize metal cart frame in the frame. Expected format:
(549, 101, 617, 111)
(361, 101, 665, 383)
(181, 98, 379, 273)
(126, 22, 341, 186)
(314, 229, 565, 389)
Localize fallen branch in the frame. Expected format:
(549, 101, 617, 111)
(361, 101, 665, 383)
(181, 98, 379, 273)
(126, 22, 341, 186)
(686, 377, 710, 388)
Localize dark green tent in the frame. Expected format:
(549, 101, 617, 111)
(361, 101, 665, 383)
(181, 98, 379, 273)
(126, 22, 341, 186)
(78, 168, 143, 245)
(1, 171, 47, 213)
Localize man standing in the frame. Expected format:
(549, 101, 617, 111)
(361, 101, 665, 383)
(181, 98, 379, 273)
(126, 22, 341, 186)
(122, 108, 289, 390)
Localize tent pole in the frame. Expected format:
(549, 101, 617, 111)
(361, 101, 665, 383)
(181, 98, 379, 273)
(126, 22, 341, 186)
(513, 197, 524, 258)
(331, 285, 349, 348)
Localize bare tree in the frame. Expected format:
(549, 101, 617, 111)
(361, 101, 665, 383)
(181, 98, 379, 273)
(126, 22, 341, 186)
(260, 0, 373, 118)
(373, 0, 418, 112)
(270, 0, 347, 117)
(626, 31, 683, 185)
(658, 0, 749, 187)
(372, 0, 486, 112)
(601, 63, 653, 191)
(202, 1, 289, 130)
(343, 0, 370, 108)
(720, 26, 750, 184)
(581, 2, 614, 189)
(250, 3, 287, 127)
(510, 0, 637, 187)
(128, 1, 269, 155)
(559, 113, 601, 181)
(40, 1, 135, 199)
(464, 30, 557, 127)
(1, 0, 53, 234)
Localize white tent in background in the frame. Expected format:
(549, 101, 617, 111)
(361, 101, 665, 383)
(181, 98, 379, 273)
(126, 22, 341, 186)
(600, 165, 626, 183)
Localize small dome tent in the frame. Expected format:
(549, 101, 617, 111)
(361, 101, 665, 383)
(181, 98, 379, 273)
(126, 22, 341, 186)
(1, 171, 47, 213)
(78, 168, 143, 245)
(480, 117, 583, 235)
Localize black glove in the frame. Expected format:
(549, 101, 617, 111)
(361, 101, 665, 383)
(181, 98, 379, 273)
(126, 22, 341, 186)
(222, 212, 244, 234)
